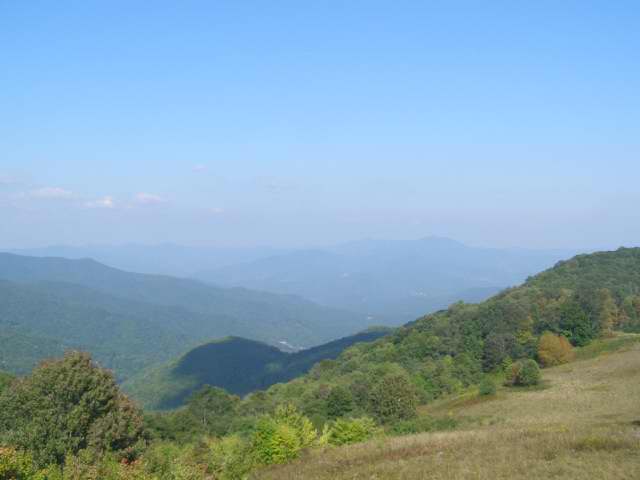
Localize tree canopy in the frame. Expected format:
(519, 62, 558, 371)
(0, 352, 146, 466)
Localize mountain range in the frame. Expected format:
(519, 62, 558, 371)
(0, 253, 372, 379)
(7, 244, 289, 277)
(196, 237, 579, 318)
(9, 238, 581, 321)
(0, 238, 589, 386)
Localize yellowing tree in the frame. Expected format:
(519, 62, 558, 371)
(597, 288, 618, 335)
(537, 332, 574, 367)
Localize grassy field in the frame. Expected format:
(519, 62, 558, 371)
(255, 334, 640, 479)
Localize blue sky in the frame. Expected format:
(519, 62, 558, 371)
(1, 1, 639, 248)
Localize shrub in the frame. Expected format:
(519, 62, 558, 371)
(322, 417, 378, 446)
(478, 376, 497, 396)
(0, 447, 44, 480)
(538, 332, 574, 367)
(58, 451, 155, 480)
(250, 404, 317, 466)
(368, 373, 418, 423)
(273, 404, 317, 448)
(251, 418, 301, 465)
(505, 359, 541, 387)
(208, 435, 253, 480)
(141, 442, 185, 479)
(504, 362, 520, 386)
(517, 359, 541, 386)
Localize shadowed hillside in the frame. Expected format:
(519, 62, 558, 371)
(124, 329, 391, 409)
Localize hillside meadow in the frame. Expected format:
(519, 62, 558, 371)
(256, 334, 640, 480)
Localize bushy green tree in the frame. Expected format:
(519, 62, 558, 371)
(326, 385, 354, 419)
(558, 300, 595, 346)
(478, 376, 497, 396)
(0, 352, 146, 466)
(482, 333, 517, 371)
(368, 373, 417, 423)
(505, 359, 541, 387)
(186, 385, 239, 437)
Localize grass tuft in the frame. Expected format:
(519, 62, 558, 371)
(573, 435, 639, 452)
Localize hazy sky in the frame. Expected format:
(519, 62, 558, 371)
(1, 1, 639, 249)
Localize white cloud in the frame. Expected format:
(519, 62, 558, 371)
(29, 187, 75, 199)
(193, 164, 207, 172)
(85, 196, 115, 209)
(135, 192, 165, 204)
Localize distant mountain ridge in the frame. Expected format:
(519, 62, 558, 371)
(6, 239, 580, 321)
(0, 253, 373, 379)
(6, 244, 290, 277)
(196, 236, 579, 318)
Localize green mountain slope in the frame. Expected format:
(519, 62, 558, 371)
(124, 329, 391, 409)
(0, 370, 15, 394)
(215, 248, 640, 425)
(256, 335, 640, 480)
(0, 280, 202, 379)
(0, 253, 371, 348)
(0, 253, 374, 379)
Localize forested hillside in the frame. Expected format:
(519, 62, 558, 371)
(124, 329, 390, 409)
(257, 334, 640, 480)
(0, 280, 199, 378)
(0, 370, 13, 394)
(0, 253, 373, 379)
(239, 248, 640, 424)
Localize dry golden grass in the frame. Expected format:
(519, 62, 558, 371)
(255, 334, 640, 480)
